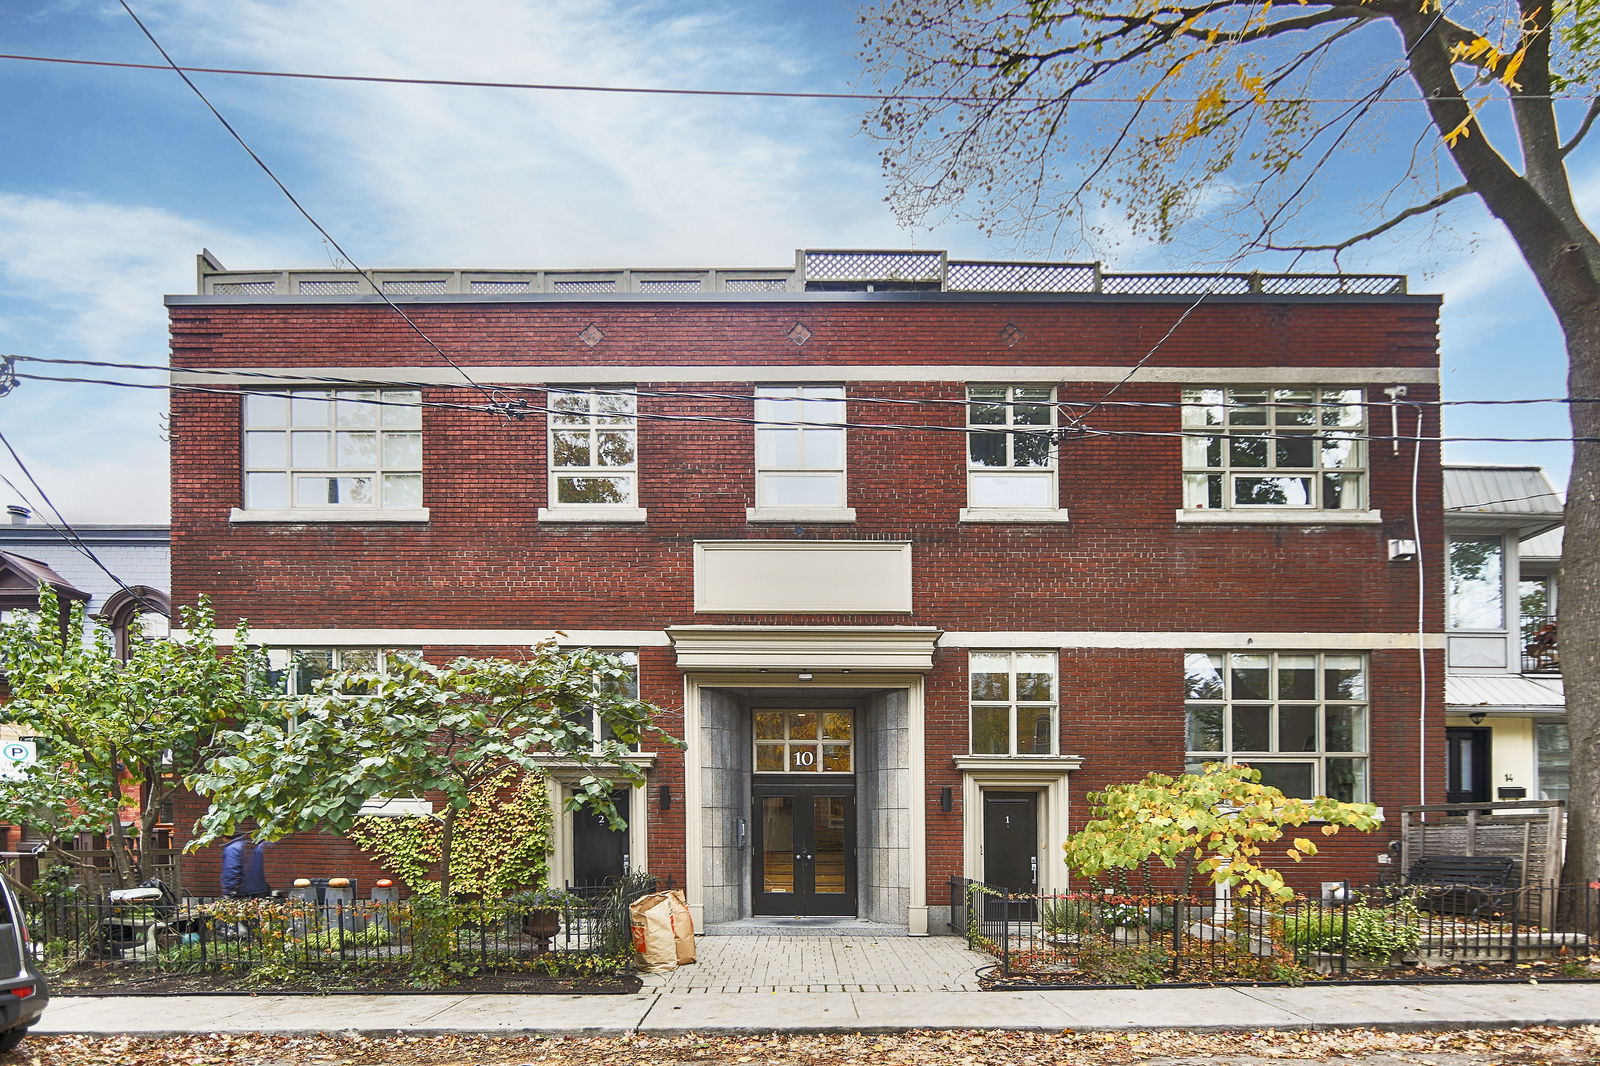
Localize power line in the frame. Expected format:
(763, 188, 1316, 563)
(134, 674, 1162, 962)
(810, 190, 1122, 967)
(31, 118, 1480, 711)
(16, 369, 1600, 445)
(1, 51, 1589, 104)
(14, 355, 1596, 411)
(0, 430, 166, 616)
(115, 1, 495, 408)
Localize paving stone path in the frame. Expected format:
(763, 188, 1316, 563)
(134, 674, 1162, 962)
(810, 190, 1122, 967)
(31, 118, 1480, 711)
(649, 934, 991, 993)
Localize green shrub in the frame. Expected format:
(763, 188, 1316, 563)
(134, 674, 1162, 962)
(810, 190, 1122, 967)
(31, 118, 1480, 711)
(1281, 897, 1420, 961)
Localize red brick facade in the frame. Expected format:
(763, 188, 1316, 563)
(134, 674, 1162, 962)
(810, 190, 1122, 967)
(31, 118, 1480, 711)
(168, 283, 1444, 916)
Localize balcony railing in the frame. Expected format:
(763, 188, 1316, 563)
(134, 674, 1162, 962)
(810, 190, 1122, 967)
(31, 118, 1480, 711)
(1521, 616, 1559, 674)
(194, 249, 1408, 298)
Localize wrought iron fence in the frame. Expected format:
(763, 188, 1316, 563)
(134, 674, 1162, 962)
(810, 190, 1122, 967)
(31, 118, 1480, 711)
(1521, 614, 1559, 673)
(949, 878, 1600, 986)
(25, 887, 650, 979)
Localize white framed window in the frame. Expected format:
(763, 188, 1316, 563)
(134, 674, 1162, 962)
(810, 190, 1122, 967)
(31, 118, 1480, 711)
(242, 390, 422, 510)
(264, 647, 420, 697)
(1184, 651, 1369, 802)
(547, 388, 638, 509)
(968, 651, 1058, 756)
(1181, 387, 1365, 511)
(567, 649, 640, 751)
(753, 385, 847, 509)
(1447, 535, 1506, 631)
(966, 386, 1057, 510)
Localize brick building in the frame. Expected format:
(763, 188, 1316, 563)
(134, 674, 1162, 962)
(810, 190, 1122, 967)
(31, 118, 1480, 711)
(167, 249, 1445, 930)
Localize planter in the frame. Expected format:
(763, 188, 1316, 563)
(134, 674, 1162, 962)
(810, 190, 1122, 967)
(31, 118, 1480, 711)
(522, 908, 561, 951)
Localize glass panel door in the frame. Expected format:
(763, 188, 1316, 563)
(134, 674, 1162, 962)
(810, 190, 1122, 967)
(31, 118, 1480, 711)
(752, 787, 856, 916)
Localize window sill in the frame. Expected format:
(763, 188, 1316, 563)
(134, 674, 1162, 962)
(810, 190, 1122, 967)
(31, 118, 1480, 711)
(745, 506, 857, 523)
(537, 506, 649, 523)
(230, 507, 430, 524)
(1175, 508, 1382, 525)
(954, 755, 1085, 773)
(357, 797, 433, 817)
(959, 508, 1070, 524)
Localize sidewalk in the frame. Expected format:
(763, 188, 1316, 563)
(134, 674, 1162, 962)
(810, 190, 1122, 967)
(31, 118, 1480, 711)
(36, 982, 1600, 1037)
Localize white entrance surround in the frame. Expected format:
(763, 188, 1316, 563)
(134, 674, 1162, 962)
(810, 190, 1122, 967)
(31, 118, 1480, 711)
(533, 754, 656, 890)
(670, 625, 940, 935)
(954, 756, 1083, 897)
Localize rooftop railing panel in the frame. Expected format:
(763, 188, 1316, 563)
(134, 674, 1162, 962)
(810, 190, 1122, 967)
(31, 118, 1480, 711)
(193, 249, 1408, 297)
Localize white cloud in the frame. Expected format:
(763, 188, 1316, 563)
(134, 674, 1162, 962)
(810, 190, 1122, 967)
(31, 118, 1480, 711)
(157, 0, 903, 269)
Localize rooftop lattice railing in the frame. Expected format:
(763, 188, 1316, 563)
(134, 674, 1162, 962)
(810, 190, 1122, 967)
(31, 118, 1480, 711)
(195, 249, 1407, 297)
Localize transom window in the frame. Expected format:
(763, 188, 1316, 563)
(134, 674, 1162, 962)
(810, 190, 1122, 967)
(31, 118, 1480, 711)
(1184, 651, 1369, 802)
(754, 385, 846, 508)
(754, 710, 854, 773)
(243, 390, 422, 510)
(969, 651, 1058, 755)
(1180, 387, 1365, 510)
(264, 647, 420, 696)
(549, 388, 638, 506)
(967, 386, 1057, 509)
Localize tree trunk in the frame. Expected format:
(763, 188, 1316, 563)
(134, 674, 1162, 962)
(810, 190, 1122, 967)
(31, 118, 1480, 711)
(438, 806, 456, 900)
(103, 767, 139, 888)
(1561, 310, 1600, 888)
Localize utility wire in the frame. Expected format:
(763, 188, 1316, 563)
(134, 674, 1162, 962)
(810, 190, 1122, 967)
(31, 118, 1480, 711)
(115, 1, 497, 408)
(15, 356, 1593, 411)
(1, 51, 1589, 104)
(0, 430, 166, 616)
(17, 370, 1600, 445)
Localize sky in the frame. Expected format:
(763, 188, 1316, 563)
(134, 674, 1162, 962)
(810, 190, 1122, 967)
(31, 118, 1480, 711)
(0, 0, 1590, 526)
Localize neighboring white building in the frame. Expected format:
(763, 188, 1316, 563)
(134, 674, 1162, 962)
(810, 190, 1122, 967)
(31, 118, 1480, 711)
(0, 504, 170, 650)
(1442, 466, 1566, 804)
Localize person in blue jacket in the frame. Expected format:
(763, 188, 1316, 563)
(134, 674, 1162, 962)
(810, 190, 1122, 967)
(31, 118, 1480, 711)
(220, 833, 247, 897)
(242, 839, 272, 897)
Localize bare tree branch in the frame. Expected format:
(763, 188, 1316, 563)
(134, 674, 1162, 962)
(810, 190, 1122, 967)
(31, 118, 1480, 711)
(1563, 97, 1600, 157)
(1262, 184, 1473, 254)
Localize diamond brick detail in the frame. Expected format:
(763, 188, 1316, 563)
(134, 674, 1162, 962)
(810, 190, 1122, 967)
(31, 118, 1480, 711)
(787, 322, 812, 346)
(1000, 323, 1024, 347)
(579, 324, 605, 347)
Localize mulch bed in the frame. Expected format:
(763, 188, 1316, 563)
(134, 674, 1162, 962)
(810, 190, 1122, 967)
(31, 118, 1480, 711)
(46, 963, 641, 996)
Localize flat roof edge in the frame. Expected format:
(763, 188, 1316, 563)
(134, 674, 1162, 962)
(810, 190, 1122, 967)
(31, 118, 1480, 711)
(166, 291, 1442, 307)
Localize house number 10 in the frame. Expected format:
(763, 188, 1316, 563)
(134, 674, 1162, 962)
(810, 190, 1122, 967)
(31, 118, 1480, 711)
(793, 750, 816, 767)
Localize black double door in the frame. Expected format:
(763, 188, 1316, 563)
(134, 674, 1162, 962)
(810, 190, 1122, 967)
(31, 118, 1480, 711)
(983, 791, 1039, 921)
(571, 788, 630, 889)
(752, 784, 857, 916)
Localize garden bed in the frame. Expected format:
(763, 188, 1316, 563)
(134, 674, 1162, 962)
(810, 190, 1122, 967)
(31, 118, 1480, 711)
(46, 961, 643, 995)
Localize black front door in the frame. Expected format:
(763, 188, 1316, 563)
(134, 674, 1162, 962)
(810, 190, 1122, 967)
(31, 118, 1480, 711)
(1446, 728, 1492, 804)
(571, 787, 630, 890)
(752, 786, 856, 916)
(983, 791, 1039, 921)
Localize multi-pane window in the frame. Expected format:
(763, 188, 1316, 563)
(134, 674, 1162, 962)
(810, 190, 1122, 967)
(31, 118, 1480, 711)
(568, 649, 640, 750)
(243, 390, 422, 510)
(754, 386, 846, 508)
(1181, 388, 1365, 510)
(966, 386, 1057, 508)
(264, 647, 420, 696)
(969, 651, 1058, 755)
(754, 709, 854, 772)
(549, 388, 638, 506)
(1184, 651, 1369, 802)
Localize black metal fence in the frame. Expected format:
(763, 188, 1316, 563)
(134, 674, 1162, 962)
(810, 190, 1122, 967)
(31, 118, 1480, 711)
(949, 878, 1600, 986)
(26, 886, 652, 980)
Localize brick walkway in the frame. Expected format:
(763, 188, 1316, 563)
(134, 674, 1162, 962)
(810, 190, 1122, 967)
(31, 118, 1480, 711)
(650, 934, 991, 993)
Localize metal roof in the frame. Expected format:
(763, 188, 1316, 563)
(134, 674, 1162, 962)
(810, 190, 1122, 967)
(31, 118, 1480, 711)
(1443, 465, 1563, 533)
(1522, 528, 1564, 560)
(1445, 673, 1564, 712)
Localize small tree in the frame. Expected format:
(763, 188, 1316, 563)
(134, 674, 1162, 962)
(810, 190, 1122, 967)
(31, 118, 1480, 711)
(189, 644, 673, 898)
(0, 586, 273, 890)
(1064, 763, 1381, 900)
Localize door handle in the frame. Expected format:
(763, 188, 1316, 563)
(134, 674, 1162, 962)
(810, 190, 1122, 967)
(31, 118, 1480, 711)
(1030, 855, 1038, 887)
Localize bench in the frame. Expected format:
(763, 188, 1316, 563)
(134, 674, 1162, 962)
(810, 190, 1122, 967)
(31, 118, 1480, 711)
(1403, 855, 1518, 917)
